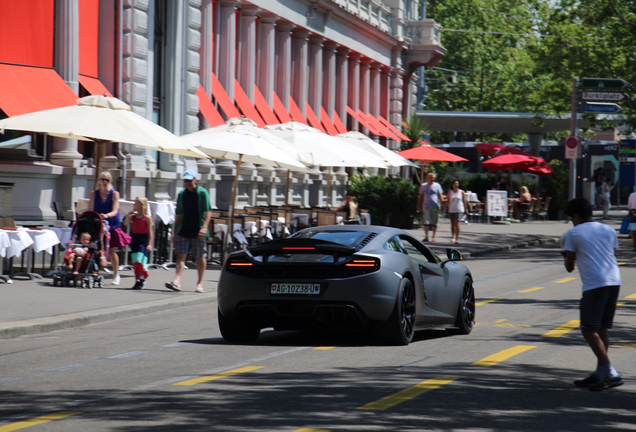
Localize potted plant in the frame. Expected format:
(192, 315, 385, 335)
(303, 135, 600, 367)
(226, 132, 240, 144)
(349, 175, 419, 228)
(541, 160, 569, 220)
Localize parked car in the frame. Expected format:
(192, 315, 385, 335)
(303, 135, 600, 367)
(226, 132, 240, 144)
(217, 225, 475, 345)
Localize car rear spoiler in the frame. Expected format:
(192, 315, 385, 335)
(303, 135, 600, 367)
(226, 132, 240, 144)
(247, 238, 356, 256)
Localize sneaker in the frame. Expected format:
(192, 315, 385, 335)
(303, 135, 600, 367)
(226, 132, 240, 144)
(165, 281, 182, 292)
(195, 286, 205, 293)
(590, 375, 624, 391)
(132, 280, 142, 290)
(574, 373, 600, 388)
(112, 274, 121, 285)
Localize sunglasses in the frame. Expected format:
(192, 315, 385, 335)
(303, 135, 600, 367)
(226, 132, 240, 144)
(100, 178, 110, 182)
(183, 179, 193, 183)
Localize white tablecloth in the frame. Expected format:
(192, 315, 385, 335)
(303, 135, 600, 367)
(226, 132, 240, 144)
(49, 227, 73, 246)
(214, 223, 249, 245)
(0, 231, 11, 258)
(2, 228, 61, 258)
(360, 213, 371, 225)
(291, 213, 310, 228)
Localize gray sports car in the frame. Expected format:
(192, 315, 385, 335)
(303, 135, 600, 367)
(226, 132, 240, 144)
(217, 225, 475, 345)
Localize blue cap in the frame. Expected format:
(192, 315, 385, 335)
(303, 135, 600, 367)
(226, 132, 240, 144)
(182, 169, 196, 180)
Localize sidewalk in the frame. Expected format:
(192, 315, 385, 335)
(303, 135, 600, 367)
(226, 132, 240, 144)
(1, 209, 631, 339)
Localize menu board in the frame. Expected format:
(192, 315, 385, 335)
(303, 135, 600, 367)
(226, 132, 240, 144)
(486, 190, 508, 217)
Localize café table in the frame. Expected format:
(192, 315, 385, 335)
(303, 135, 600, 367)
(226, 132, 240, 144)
(2, 227, 62, 279)
(0, 230, 12, 283)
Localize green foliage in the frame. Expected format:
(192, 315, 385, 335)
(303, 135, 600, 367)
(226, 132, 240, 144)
(349, 175, 419, 227)
(540, 160, 569, 210)
(400, 114, 429, 150)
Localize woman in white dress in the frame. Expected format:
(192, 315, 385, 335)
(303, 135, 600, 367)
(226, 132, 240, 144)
(602, 177, 612, 219)
(446, 180, 468, 244)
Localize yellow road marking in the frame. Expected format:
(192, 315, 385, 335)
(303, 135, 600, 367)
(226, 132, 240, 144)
(626, 293, 636, 299)
(618, 262, 626, 265)
(475, 298, 502, 306)
(471, 345, 536, 367)
(0, 411, 81, 432)
(615, 340, 636, 348)
(313, 347, 335, 350)
(543, 320, 579, 337)
(519, 287, 544, 293)
(556, 277, 576, 283)
(357, 377, 457, 411)
(172, 366, 264, 386)
(617, 302, 626, 306)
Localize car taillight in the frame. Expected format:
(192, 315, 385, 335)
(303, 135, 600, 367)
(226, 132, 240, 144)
(343, 257, 380, 273)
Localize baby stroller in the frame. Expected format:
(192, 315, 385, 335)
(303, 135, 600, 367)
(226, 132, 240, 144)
(53, 210, 106, 289)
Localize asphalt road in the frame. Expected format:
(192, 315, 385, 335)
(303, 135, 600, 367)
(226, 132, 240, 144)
(1, 243, 636, 431)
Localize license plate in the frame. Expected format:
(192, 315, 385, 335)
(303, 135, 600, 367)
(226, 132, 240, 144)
(270, 283, 321, 295)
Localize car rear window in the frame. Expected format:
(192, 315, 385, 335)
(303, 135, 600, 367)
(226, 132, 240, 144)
(291, 230, 370, 250)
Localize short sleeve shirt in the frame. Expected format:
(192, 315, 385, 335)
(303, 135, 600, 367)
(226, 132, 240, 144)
(563, 221, 621, 292)
(420, 182, 444, 209)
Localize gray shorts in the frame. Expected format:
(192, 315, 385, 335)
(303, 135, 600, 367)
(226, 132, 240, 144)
(175, 235, 207, 259)
(422, 208, 439, 227)
(580, 286, 620, 331)
(449, 212, 462, 223)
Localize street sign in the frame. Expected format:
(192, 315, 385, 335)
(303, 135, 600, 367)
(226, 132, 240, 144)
(581, 91, 625, 102)
(581, 102, 621, 114)
(580, 78, 629, 90)
(565, 136, 579, 159)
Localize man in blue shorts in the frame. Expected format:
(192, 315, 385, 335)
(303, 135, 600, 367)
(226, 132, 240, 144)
(563, 198, 623, 391)
(165, 170, 212, 293)
(416, 173, 445, 242)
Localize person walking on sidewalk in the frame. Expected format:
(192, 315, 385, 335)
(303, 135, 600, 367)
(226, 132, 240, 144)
(165, 170, 212, 293)
(123, 197, 153, 290)
(562, 198, 623, 391)
(416, 173, 444, 242)
(446, 180, 468, 244)
(602, 177, 612, 219)
(628, 189, 636, 250)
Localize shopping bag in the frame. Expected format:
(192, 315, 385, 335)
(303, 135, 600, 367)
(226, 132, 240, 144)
(620, 216, 629, 234)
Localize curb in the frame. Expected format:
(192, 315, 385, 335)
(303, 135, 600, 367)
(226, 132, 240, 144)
(0, 293, 217, 339)
(463, 236, 559, 259)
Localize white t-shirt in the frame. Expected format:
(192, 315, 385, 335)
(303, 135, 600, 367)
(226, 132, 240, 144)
(448, 190, 465, 213)
(628, 192, 636, 210)
(563, 221, 620, 292)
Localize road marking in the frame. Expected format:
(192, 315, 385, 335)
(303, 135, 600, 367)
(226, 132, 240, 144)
(475, 319, 530, 328)
(615, 340, 636, 347)
(471, 345, 536, 367)
(556, 277, 576, 283)
(294, 429, 330, 432)
(519, 287, 544, 293)
(617, 262, 626, 265)
(0, 411, 81, 432)
(626, 293, 636, 299)
(617, 302, 625, 307)
(0, 378, 22, 384)
(313, 347, 335, 350)
(103, 351, 150, 360)
(543, 320, 579, 337)
(475, 298, 502, 306)
(357, 377, 457, 411)
(42, 364, 92, 372)
(172, 366, 264, 386)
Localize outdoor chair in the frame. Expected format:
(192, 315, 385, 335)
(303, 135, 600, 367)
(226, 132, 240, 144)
(316, 211, 337, 226)
(536, 197, 551, 221)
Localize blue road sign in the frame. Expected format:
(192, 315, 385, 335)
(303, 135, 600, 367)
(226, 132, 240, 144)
(581, 103, 621, 114)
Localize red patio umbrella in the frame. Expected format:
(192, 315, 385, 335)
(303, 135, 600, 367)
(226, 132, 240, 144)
(397, 145, 468, 183)
(481, 154, 540, 171)
(476, 142, 529, 157)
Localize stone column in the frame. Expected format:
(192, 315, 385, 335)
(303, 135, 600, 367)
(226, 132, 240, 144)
(308, 34, 324, 118)
(257, 13, 278, 107)
(291, 28, 309, 115)
(51, 0, 82, 167)
(218, 0, 238, 100)
(275, 21, 295, 110)
(370, 62, 381, 117)
(335, 47, 350, 123)
(347, 52, 361, 131)
(238, 5, 259, 100)
(380, 66, 391, 120)
(359, 57, 371, 134)
(200, 0, 213, 97)
(322, 42, 337, 120)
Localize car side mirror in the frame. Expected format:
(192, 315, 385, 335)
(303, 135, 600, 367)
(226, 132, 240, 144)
(446, 248, 462, 261)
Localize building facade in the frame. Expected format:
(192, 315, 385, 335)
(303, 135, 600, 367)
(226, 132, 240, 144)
(0, 0, 444, 221)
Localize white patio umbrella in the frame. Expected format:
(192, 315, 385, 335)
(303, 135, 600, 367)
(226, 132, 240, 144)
(0, 94, 209, 189)
(265, 121, 387, 207)
(336, 131, 418, 168)
(180, 117, 313, 240)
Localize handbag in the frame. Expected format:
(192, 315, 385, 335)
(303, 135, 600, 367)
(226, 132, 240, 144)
(620, 216, 630, 234)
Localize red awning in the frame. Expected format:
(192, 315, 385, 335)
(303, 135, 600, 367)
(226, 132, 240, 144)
(346, 106, 381, 135)
(211, 72, 241, 118)
(233, 79, 265, 127)
(0, 63, 78, 116)
(364, 112, 401, 141)
(78, 74, 113, 97)
(272, 91, 292, 123)
(253, 85, 280, 125)
(305, 102, 326, 133)
(319, 106, 338, 136)
(378, 115, 410, 141)
(332, 110, 348, 134)
(288, 96, 308, 125)
(196, 84, 225, 127)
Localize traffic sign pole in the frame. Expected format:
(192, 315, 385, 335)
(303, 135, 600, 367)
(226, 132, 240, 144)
(569, 78, 578, 201)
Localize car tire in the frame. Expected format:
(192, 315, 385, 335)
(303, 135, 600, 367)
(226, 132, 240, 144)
(218, 308, 261, 343)
(448, 276, 475, 335)
(378, 278, 416, 345)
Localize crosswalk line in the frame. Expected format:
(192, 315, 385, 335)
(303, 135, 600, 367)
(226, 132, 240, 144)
(357, 377, 458, 411)
(471, 345, 536, 367)
(172, 366, 264, 386)
(543, 320, 579, 337)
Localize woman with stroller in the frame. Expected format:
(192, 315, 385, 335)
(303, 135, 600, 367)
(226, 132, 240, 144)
(88, 171, 130, 285)
(123, 197, 154, 290)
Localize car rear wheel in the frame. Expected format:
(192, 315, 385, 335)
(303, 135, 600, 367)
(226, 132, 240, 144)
(218, 308, 261, 343)
(449, 276, 475, 335)
(379, 278, 416, 345)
